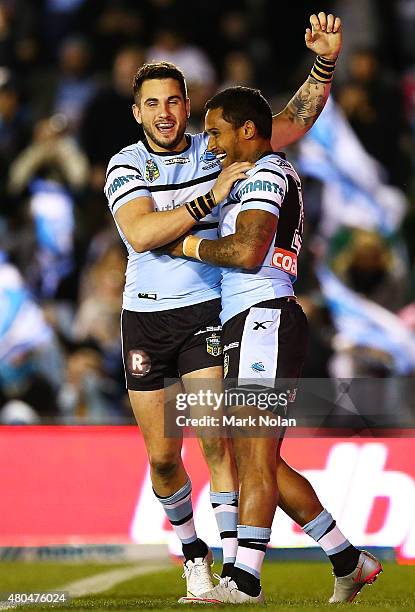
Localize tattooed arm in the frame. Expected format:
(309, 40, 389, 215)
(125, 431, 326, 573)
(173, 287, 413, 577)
(198, 210, 277, 269)
(271, 11, 342, 150)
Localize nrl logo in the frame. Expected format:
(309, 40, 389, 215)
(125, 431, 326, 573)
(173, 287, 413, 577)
(145, 158, 160, 182)
(206, 333, 222, 357)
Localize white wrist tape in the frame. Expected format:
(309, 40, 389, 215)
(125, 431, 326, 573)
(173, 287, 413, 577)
(183, 236, 203, 260)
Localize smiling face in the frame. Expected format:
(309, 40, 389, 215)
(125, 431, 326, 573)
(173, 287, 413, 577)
(204, 107, 248, 168)
(133, 78, 190, 152)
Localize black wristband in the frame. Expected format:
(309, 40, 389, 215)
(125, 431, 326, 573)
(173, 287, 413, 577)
(310, 55, 337, 83)
(185, 190, 217, 221)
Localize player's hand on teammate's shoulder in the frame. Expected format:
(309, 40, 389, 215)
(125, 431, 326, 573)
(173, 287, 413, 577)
(305, 12, 342, 61)
(212, 162, 253, 205)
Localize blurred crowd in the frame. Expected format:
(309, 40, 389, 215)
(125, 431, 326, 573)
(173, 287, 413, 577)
(1, 0, 415, 423)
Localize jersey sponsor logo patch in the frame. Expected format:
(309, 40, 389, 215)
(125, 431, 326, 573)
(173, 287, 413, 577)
(273, 157, 292, 170)
(238, 179, 284, 198)
(138, 292, 157, 300)
(145, 159, 160, 182)
(163, 157, 190, 165)
(271, 247, 298, 277)
(107, 173, 142, 197)
(206, 333, 222, 357)
(128, 349, 151, 377)
(251, 361, 266, 372)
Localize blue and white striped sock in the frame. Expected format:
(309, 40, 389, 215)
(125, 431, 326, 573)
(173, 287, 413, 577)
(303, 509, 351, 556)
(210, 491, 238, 575)
(154, 480, 197, 545)
(232, 525, 270, 596)
(303, 509, 360, 576)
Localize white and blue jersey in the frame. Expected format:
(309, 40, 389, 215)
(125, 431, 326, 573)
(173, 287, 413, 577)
(105, 133, 222, 312)
(219, 153, 304, 325)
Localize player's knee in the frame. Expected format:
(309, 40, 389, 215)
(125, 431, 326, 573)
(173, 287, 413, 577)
(200, 437, 228, 467)
(149, 453, 180, 480)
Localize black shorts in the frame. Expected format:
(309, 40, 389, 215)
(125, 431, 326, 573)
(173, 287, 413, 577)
(222, 297, 308, 387)
(121, 298, 222, 391)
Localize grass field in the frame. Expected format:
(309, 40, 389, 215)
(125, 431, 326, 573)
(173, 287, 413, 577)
(0, 560, 413, 611)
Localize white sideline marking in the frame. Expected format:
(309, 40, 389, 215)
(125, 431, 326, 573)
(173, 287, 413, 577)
(0, 563, 170, 609)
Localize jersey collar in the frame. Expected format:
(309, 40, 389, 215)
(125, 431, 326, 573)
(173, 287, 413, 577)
(257, 150, 286, 161)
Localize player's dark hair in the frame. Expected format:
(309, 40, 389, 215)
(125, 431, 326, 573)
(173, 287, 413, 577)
(133, 62, 187, 102)
(205, 86, 272, 139)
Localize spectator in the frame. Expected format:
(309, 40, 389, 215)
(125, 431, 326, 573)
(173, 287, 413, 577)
(57, 344, 122, 423)
(220, 51, 255, 90)
(336, 47, 409, 186)
(8, 114, 89, 300)
(73, 241, 125, 377)
(80, 45, 144, 193)
(0, 256, 60, 419)
(147, 28, 216, 131)
(90, 0, 145, 70)
(30, 36, 97, 133)
(0, 69, 31, 214)
(332, 229, 408, 312)
(8, 114, 89, 196)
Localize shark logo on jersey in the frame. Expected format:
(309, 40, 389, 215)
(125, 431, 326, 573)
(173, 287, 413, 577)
(201, 149, 216, 163)
(200, 148, 221, 170)
(251, 361, 266, 372)
(206, 333, 222, 356)
(145, 159, 160, 182)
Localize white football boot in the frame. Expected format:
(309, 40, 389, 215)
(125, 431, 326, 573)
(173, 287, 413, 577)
(180, 549, 215, 600)
(179, 575, 265, 604)
(329, 550, 383, 603)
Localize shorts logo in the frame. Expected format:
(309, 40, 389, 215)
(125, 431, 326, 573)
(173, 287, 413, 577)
(251, 361, 266, 373)
(128, 349, 151, 377)
(223, 341, 239, 351)
(145, 159, 160, 182)
(195, 325, 222, 336)
(253, 321, 273, 330)
(206, 333, 222, 357)
(224, 353, 229, 378)
(271, 247, 297, 277)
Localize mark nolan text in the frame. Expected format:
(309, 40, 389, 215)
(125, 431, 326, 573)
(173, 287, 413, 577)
(176, 415, 296, 427)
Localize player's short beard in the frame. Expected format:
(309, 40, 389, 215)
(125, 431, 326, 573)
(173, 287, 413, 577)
(141, 120, 186, 151)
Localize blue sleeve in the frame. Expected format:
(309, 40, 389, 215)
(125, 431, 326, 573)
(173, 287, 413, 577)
(105, 151, 151, 215)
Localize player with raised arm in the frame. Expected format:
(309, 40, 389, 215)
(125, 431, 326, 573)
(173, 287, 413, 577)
(165, 87, 382, 604)
(104, 12, 355, 601)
